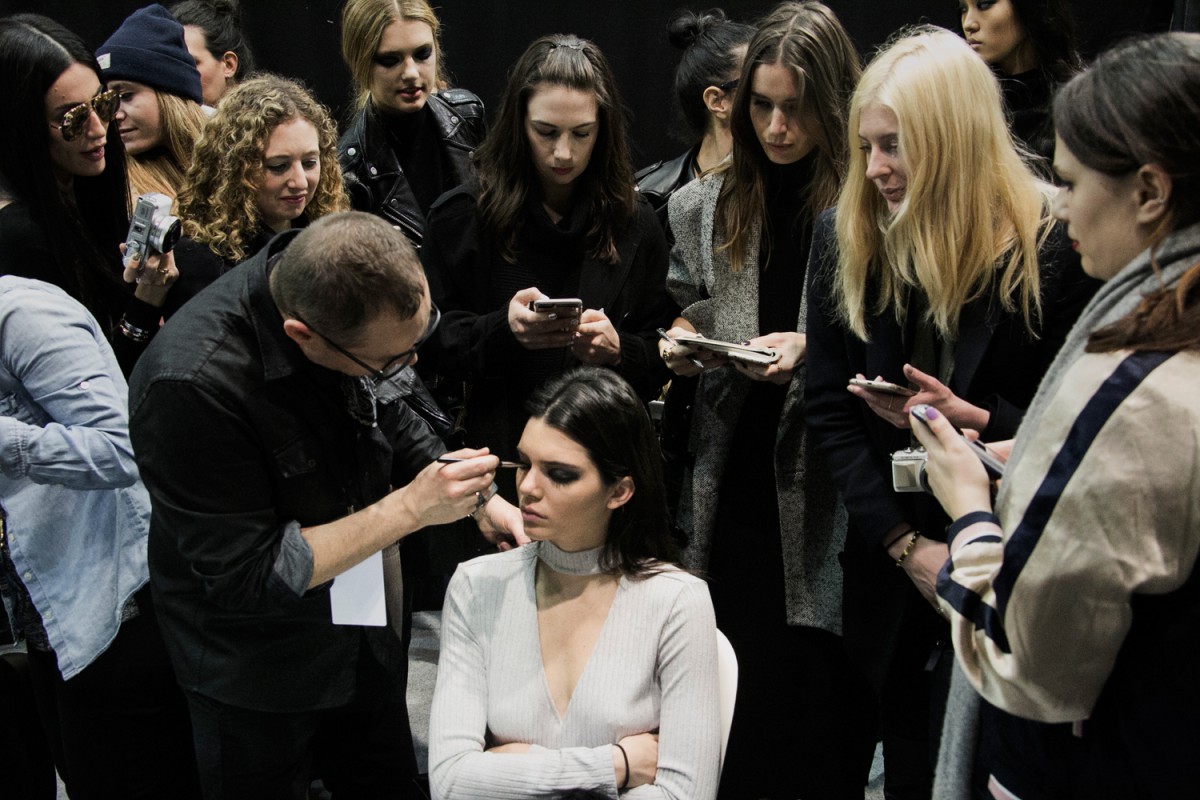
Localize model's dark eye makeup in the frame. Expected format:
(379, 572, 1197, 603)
(547, 467, 580, 486)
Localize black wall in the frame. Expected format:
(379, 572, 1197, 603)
(3, 0, 1176, 167)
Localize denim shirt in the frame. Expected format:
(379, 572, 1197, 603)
(0, 277, 149, 679)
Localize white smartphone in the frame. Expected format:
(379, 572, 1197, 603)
(676, 335, 780, 366)
(848, 378, 916, 397)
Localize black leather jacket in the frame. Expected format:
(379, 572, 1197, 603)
(338, 90, 486, 248)
(634, 144, 700, 229)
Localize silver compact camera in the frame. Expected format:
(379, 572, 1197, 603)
(891, 447, 931, 493)
(122, 192, 181, 275)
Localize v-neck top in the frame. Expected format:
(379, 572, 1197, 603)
(429, 542, 721, 799)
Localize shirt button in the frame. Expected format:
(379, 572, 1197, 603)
(22, 571, 32, 581)
(450, 116, 459, 124)
(369, 166, 378, 176)
(347, 147, 357, 156)
(307, 459, 317, 468)
(42, 610, 53, 621)
(78, 380, 91, 390)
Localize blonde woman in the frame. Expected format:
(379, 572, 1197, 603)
(803, 27, 1097, 797)
(173, 74, 349, 315)
(338, 0, 485, 247)
(96, 4, 208, 204)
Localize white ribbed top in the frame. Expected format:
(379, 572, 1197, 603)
(429, 542, 721, 799)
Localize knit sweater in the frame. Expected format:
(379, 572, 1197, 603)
(428, 541, 720, 799)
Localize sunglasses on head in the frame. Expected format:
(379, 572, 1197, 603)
(51, 89, 120, 142)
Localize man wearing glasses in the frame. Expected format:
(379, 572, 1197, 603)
(129, 212, 523, 798)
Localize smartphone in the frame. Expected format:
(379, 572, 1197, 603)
(909, 405, 1006, 479)
(848, 378, 916, 397)
(528, 298, 583, 315)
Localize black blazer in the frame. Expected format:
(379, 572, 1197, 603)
(805, 210, 1098, 548)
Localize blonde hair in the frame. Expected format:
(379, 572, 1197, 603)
(179, 74, 349, 263)
(340, 0, 446, 110)
(715, 1, 861, 271)
(834, 27, 1051, 341)
(126, 90, 207, 204)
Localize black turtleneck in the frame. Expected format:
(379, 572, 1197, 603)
(758, 154, 816, 336)
(382, 104, 447, 216)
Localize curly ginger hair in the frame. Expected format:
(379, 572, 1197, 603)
(179, 73, 348, 263)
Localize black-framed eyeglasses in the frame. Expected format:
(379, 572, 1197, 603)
(716, 78, 739, 93)
(50, 89, 120, 142)
(296, 302, 441, 384)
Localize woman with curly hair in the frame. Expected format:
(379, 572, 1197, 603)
(171, 73, 349, 316)
(96, 4, 209, 204)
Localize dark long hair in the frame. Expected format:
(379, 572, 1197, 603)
(716, 1, 860, 271)
(1056, 33, 1200, 353)
(525, 367, 677, 577)
(474, 34, 635, 265)
(1008, 0, 1083, 83)
(0, 14, 128, 324)
(667, 8, 754, 144)
(169, 0, 256, 81)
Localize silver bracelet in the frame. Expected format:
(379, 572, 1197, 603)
(118, 316, 152, 343)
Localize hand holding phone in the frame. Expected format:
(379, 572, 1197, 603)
(509, 288, 579, 350)
(910, 405, 1006, 479)
(848, 377, 916, 396)
(527, 298, 583, 318)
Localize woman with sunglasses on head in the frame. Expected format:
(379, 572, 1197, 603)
(0, 13, 179, 377)
(96, 4, 209, 205)
(636, 8, 754, 226)
(658, 4, 866, 797)
(338, 0, 486, 249)
(959, 0, 1082, 170)
(170, 0, 256, 107)
(429, 367, 720, 800)
(803, 27, 1097, 797)
(172, 74, 349, 316)
(420, 34, 675, 472)
(918, 32, 1200, 800)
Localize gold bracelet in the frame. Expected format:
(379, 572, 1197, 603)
(895, 530, 921, 567)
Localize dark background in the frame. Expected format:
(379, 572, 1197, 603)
(2, 0, 1179, 167)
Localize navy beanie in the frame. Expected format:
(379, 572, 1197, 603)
(96, 4, 203, 105)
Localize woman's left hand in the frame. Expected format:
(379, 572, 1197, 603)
(909, 405, 994, 521)
(572, 309, 621, 366)
(733, 332, 805, 384)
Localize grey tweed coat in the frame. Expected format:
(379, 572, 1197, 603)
(666, 172, 846, 634)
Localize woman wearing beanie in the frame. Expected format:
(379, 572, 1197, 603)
(96, 3, 208, 203)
